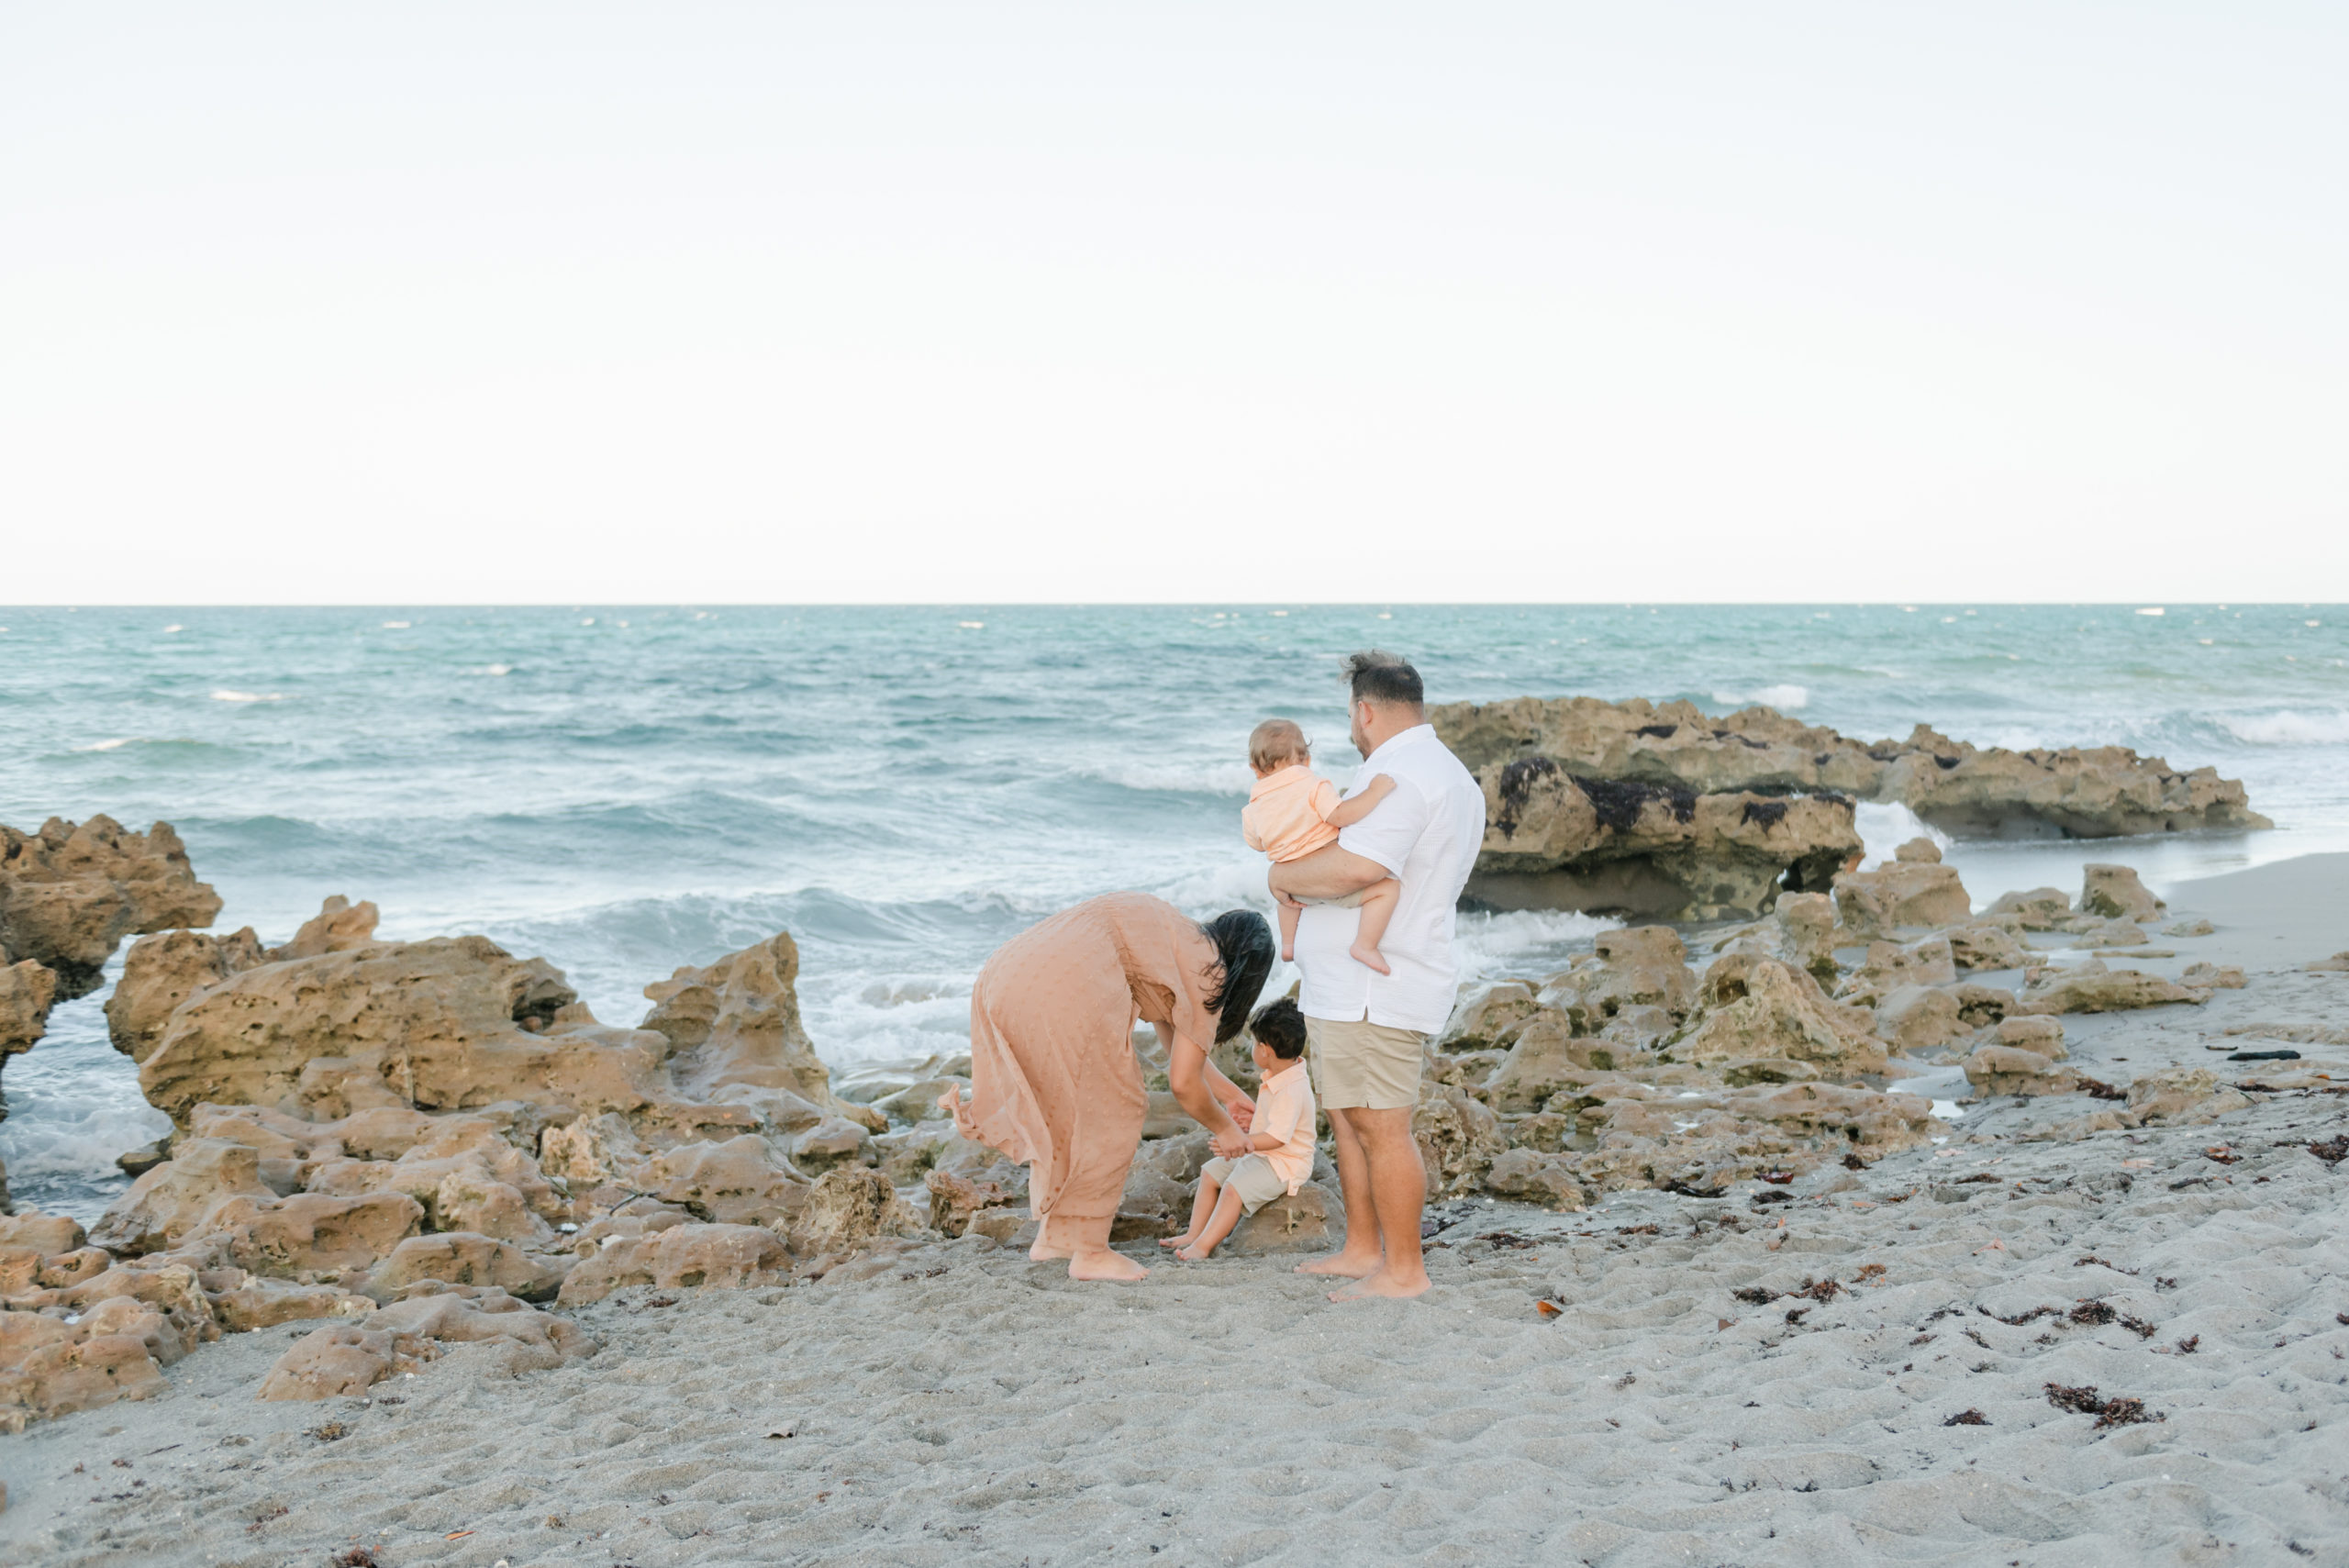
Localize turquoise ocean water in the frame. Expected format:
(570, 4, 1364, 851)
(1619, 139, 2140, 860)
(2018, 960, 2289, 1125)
(2, 604, 2343, 1217)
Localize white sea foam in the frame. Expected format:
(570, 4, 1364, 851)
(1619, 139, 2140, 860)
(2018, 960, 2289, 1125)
(468, 663, 514, 676)
(1854, 801, 1951, 869)
(1082, 760, 1254, 796)
(383, 619, 412, 629)
(77, 738, 137, 751)
(161, 624, 184, 633)
(210, 689, 285, 703)
(2219, 710, 2349, 746)
(2136, 606, 2165, 617)
(1713, 684, 1809, 712)
(1456, 907, 1618, 982)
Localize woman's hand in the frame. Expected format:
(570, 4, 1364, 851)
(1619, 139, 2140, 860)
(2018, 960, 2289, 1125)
(1222, 1095, 1255, 1132)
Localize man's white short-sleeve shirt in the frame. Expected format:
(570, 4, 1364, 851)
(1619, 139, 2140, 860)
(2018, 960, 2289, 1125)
(1292, 723, 1486, 1035)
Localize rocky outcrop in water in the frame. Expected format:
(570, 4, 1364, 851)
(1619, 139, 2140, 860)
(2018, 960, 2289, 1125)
(1468, 758, 1859, 919)
(0, 817, 222, 997)
(1432, 696, 2270, 856)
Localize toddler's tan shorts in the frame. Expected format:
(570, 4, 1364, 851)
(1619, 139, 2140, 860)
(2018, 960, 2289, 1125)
(1200, 1153, 1287, 1215)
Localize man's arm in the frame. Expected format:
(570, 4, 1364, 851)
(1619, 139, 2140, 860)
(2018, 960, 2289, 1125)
(1267, 842, 1391, 903)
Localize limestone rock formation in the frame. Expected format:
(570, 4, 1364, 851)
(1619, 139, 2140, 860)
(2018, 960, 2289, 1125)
(1677, 954, 1887, 1077)
(2179, 962, 2245, 990)
(0, 817, 222, 996)
(1414, 1083, 1506, 1195)
(1222, 1184, 1343, 1254)
(1964, 1045, 2080, 1097)
(1833, 861, 1973, 940)
(2011, 964, 2207, 1015)
(1992, 1016, 2065, 1059)
(1539, 927, 1700, 1032)
(640, 933, 844, 1110)
(107, 897, 379, 1062)
(2079, 864, 2165, 923)
(1483, 1148, 1587, 1210)
(1467, 759, 1859, 918)
(2124, 1069, 2251, 1127)
(0, 960, 57, 1062)
(256, 1284, 592, 1400)
(556, 1222, 791, 1306)
(1431, 696, 2269, 840)
(1441, 981, 1542, 1052)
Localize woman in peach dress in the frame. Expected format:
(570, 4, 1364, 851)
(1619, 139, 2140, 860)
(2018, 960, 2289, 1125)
(943, 893, 1275, 1281)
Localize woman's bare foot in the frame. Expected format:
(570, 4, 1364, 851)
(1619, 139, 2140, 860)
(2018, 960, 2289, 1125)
(1348, 941, 1392, 975)
(1067, 1249, 1148, 1282)
(1296, 1248, 1381, 1278)
(1174, 1242, 1214, 1262)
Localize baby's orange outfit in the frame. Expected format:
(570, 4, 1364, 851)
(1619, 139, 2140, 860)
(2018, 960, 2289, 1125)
(1241, 764, 1342, 863)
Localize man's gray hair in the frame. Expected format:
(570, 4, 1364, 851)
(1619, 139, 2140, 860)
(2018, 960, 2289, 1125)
(1341, 650, 1425, 709)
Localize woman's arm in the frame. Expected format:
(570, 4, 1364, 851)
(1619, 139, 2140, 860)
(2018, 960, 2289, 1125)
(1159, 1023, 1253, 1155)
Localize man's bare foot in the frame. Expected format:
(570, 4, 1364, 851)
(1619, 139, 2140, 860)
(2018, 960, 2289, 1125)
(1174, 1242, 1213, 1262)
(1067, 1249, 1148, 1282)
(1348, 942, 1392, 975)
(1296, 1249, 1381, 1278)
(1330, 1265, 1430, 1301)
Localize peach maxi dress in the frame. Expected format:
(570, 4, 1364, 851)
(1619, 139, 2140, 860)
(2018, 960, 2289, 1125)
(950, 892, 1223, 1228)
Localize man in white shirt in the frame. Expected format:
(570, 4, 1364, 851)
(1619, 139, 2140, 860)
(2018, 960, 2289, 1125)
(1270, 651, 1486, 1300)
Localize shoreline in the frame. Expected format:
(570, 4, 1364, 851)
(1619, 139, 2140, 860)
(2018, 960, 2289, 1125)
(5, 851, 2346, 1562)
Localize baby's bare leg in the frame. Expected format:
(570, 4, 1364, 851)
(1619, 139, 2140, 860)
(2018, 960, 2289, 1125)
(1177, 1184, 1248, 1261)
(1348, 878, 1401, 975)
(1276, 892, 1301, 962)
(1163, 1172, 1223, 1248)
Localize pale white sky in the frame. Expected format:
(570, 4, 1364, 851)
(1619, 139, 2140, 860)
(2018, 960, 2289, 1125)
(4, 4, 2343, 604)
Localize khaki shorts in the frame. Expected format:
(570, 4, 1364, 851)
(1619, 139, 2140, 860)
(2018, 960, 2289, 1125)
(1306, 1015, 1428, 1111)
(1200, 1153, 1288, 1215)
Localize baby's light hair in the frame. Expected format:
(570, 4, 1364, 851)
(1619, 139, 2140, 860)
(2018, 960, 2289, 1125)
(1248, 718, 1310, 773)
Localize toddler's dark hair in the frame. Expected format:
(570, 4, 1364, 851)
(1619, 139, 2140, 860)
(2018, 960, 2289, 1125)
(1248, 996, 1308, 1060)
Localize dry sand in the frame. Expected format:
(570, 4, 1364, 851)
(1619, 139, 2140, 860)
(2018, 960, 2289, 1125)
(4, 855, 2347, 1567)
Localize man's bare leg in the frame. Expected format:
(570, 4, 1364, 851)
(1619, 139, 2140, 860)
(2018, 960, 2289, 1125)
(1329, 1106, 1431, 1300)
(1296, 1105, 1385, 1277)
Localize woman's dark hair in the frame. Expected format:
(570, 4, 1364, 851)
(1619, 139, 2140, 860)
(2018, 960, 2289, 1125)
(1248, 996, 1308, 1060)
(1197, 909, 1275, 1045)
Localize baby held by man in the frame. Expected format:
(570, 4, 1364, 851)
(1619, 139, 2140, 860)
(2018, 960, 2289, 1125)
(1240, 717, 1400, 973)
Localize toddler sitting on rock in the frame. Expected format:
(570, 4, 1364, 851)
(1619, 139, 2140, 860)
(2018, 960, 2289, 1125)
(1163, 998, 1318, 1262)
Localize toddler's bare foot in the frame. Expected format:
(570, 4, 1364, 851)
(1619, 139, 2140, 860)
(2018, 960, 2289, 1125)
(1030, 1240, 1073, 1262)
(1066, 1249, 1147, 1282)
(1349, 941, 1392, 975)
(1157, 1233, 1196, 1250)
(1174, 1243, 1214, 1262)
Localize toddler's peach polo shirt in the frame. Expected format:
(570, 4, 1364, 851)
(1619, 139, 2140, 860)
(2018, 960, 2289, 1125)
(1241, 763, 1342, 863)
(1252, 1062, 1318, 1193)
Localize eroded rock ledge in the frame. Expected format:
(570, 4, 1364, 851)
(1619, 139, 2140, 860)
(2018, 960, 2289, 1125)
(1434, 697, 2269, 910)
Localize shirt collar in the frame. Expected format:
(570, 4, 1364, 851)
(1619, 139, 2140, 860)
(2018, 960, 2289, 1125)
(1262, 1061, 1307, 1092)
(1361, 722, 1433, 767)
